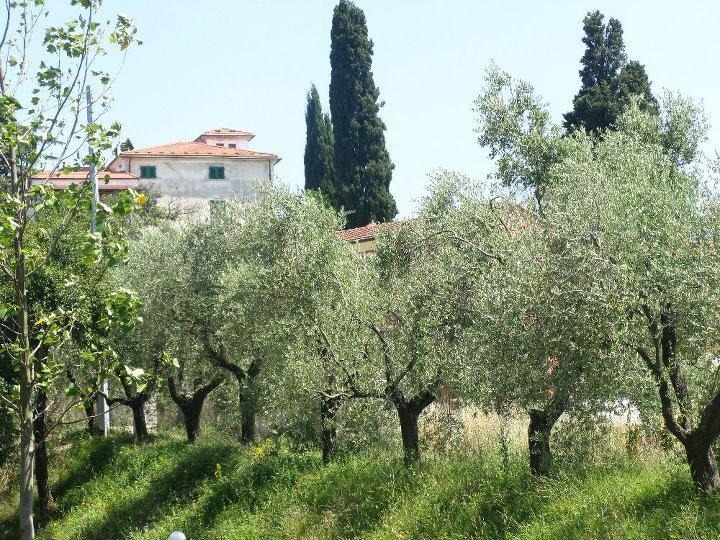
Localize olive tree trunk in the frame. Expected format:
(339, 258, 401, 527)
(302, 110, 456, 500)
(528, 408, 554, 476)
(201, 334, 261, 445)
(638, 315, 720, 493)
(684, 434, 720, 493)
(130, 398, 149, 439)
(168, 376, 223, 443)
(390, 388, 436, 466)
(183, 404, 202, 443)
(320, 393, 344, 464)
(527, 395, 566, 477)
(83, 400, 99, 436)
(397, 405, 422, 465)
(239, 388, 256, 444)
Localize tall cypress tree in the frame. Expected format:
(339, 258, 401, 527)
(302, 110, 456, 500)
(329, 0, 397, 228)
(564, 11, 628, 133)
(565, 12, 658, 135)
(304, 84, 335, 200)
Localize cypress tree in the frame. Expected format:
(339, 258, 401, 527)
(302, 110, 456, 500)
(329, 0, 397, 228)
(304, 84, 335, 200)
(615, 60, 658, 117)
(564, 11, 628, 133)
(564, 12, 658, 135)
(565, 12, 658, 135)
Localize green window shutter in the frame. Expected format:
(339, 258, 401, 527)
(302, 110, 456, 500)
(209, 166, 225, 180)
(140, 166, 157, 179)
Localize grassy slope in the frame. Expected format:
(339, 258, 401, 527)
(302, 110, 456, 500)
(1, 433, 719, 540)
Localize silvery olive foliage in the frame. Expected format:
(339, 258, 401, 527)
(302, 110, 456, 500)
(218, 184, 373, 445)
(473, 64, 565, 208)
(461, 63, 720, 485)
(546, 101, 720, 492)
(417, 168, 631, 428)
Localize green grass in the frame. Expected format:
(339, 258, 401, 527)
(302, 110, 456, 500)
(1, 432, 720, 539)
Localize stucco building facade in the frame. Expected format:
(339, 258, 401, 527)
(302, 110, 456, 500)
(33, 128, 280, 210)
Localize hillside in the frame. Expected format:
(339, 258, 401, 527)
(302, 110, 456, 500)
(1, 433, 719, 539)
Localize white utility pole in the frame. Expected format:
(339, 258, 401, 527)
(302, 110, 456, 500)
(86, 85, 109, 436)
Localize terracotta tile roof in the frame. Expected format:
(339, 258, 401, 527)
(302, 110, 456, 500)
(31, 168, 140, 191)
(32, 168, 139, 181)
(198, 127, 254, 137)
(120, 141, 278, 161)
(337, 221, 404, 242)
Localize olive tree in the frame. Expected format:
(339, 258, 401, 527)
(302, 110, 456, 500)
(216, 184, 368, 460)
(118, 224, 226, 442)
(308, 219, 473, 465)
(438, 181, 629, 476)
(437, 66, 639, 475)
(545, 98, 720, 492)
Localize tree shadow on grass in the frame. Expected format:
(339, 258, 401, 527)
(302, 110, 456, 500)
(52, 433, 137, 502)
(515, 472, 720, 540)
(0, 433, 137, 539)
(186, 452, 322, 534)
(627, 475, 720, 538)
(65, 441, 237, 540)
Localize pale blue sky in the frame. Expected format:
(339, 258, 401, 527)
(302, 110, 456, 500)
(106, 0, 720, 217)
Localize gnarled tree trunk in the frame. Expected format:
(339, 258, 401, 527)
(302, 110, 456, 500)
(528, 409, 554, 476)
(528, 395, 566, 477)
(105, 389, 152, 441)
(397, 404, 422, 465)
(83, 399, 99, 436)
(168, 376, 223, 443)
(390, 387, 437, 466)
(366, 323, 440, 467)
(239, 387, 257, 444)
(320, 393, 344, 464)
(202, 333, 261, 445)
(184, 406, 201, 442)
(130, 399, 148, 439)
(684, 434, 720, 493)
(637, 309, 720, 493)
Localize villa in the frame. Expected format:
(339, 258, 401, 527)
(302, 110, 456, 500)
(33, 127, 280, 209)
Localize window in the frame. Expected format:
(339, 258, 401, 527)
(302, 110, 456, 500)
(216, 143, 224, 147)
(228, 143, 237, 148)
(209, 166, 225, 180)
(139, 166, 156, 179)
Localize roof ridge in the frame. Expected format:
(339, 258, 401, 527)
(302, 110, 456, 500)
(116, 140, 279, 160)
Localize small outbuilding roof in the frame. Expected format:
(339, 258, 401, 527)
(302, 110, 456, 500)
(196, 127, 254, 139)
(337, 221, 404, 243)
